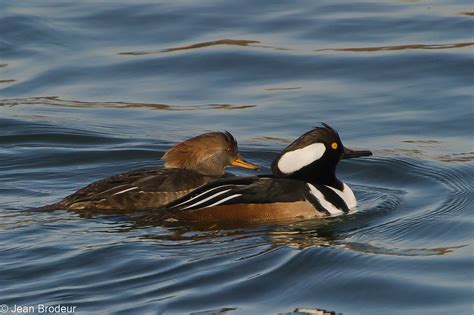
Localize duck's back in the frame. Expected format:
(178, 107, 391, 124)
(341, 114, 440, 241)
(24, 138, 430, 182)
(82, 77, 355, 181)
(40, 168, 223, 211)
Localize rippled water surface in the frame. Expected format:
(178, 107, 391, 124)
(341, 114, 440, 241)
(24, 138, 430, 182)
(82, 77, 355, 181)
(1, 0, 473, 314)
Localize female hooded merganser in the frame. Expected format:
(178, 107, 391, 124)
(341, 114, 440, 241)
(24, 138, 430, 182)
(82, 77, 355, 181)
(161, 124, 372, 223)
(40, 131, 258, 211)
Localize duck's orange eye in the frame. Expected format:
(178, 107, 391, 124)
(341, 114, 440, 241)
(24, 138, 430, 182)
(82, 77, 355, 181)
(331, 142, 338, 150)
(226, 147, 231, 151)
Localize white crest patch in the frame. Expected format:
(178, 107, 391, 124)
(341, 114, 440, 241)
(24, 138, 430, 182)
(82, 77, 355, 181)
(277, 143, 326, 174)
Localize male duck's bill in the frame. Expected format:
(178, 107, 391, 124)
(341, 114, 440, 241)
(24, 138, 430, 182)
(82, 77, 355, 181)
(160, 123, 372, 223)
(342, 147, 372, 159)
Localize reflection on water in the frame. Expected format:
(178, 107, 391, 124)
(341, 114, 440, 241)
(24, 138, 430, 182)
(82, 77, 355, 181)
(119, 39, 474, 56)
(377, 147, 474, 163)
(290, 307, 339, 315)
(265, 87, 302, 91)
(189, 307, 237, 315)
(119, 39, 260, 55)
(437, 152, 474, 163)
(119, 39, 290, 56)
(0, 64, 14, 84)
(159, 218, 466, 257)
(337, 242, 466, 256)
(401, 140, 442, 144)
(250, 135, 292, 144)
(0, 80, 15, 84)
(317, 42, 474, 53)
(0, 96, 257, 111)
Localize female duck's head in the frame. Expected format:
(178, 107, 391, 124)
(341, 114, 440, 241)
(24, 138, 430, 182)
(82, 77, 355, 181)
(163, 131, 259, 176)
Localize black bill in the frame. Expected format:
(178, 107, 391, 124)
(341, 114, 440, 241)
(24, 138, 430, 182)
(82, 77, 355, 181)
(342, 147, 373, 159)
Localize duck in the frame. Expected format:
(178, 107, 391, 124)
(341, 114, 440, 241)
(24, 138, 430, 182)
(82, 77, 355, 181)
(161, 124, 372, 223)
(39, 131, 259, 211)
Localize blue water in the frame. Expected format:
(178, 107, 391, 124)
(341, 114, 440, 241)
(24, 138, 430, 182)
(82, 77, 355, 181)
(1, 0, 473, 314)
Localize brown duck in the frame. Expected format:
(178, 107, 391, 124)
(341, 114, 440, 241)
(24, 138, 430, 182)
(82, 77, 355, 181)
(40, 131, 258, 211)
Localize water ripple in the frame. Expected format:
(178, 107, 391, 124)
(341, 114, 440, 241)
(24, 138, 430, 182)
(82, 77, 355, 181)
(1, 0, 473, 313)
(316, 41, 474, 53)
(0, 96, 257, 111)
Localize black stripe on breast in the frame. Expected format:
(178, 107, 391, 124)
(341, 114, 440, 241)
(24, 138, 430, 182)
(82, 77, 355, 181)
(303, 189, 332, 216)
(312, 184, 350, 213)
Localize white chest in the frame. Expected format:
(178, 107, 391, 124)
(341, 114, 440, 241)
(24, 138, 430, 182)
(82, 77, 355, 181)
(307, 182, 357, 216)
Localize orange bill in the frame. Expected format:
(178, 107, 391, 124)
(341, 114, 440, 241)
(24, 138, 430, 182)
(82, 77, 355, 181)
(231, 157, 259, 170)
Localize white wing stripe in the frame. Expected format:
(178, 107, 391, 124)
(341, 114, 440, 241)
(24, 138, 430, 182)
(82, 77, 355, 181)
(183, 189, 232, 209)
(204, 194, 242, 208)
(173, 185, 236, 207)
(112, 187, 138, 196)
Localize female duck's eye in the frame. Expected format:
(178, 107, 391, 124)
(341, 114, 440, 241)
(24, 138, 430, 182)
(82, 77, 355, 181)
(226, 147, 231, 151)
(331, 142, 338, 150)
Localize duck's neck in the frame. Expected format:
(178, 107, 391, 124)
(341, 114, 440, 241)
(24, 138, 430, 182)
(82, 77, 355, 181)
(302, 165, 343, 191)
(164, 157, 224, 177)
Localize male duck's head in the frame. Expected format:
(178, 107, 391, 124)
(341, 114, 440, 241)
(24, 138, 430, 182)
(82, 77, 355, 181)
(163, 131, 259, 176)
(271, 123, 372, 189)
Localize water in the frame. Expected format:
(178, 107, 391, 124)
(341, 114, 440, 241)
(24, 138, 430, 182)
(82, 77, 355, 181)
(1, 0, 473, 314)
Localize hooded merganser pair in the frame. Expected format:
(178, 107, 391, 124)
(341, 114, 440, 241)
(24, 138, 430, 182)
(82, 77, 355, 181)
(40, 124, 372, 223)
(162, 124, 372, 222)
(41, 131, 258, 210)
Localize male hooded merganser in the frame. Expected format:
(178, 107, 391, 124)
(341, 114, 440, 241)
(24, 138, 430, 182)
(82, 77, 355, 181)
(161, 124, 372, 222)
(39, 131, 258, 211)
